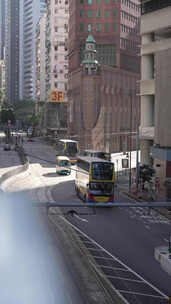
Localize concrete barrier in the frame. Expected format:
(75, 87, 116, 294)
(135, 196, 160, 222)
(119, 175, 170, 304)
(154, 246, 171, 276)
(0, 145, 29, 190)
(49, 211, 128, 304)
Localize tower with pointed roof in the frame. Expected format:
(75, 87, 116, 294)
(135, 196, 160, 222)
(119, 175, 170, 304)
(81, 35, 100, 75)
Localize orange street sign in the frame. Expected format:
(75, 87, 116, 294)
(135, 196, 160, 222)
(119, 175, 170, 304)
(50, 91, 64, 102)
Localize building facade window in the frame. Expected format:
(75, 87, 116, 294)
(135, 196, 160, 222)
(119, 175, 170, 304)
(112, 23, 116, 31)
(88, 0, 92, 4)
(105, 9, 109, 17)
(96, 9, 100, 17)
(104, 23, 108, 32)
(80, 23, 84, 31)
(96, 0, 101, 4)
(80, 10, 84, 17)
(88, 24, 91, 31)
(88, 10, 92, 17)
(96, 23, 101, 32)
(113, 8, 117, 17)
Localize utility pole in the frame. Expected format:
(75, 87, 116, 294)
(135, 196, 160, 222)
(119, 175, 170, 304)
(135, 115, 140, 194)
(136, 131, 139, 193)
(129, 92, 132, 193)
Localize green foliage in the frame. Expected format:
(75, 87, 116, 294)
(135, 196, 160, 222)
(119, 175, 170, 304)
(13, 100, 35, 122)
(139, 164, 155, 183)
(28, 113, 40, 126)
(0, 105, 16, 124)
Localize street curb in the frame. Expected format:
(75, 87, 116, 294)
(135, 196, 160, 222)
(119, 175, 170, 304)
(47, 188, 127, 303)
(49, 213, 127, 304)
(0, 146, 29, 190)
(154, 246, 171, 276)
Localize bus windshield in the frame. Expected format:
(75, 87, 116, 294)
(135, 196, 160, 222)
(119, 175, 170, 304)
(66, 142, 78, 155)
(59, 160, 70, 167)
(91, 162, 114, 180)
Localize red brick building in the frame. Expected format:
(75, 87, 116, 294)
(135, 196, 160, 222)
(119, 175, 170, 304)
(68, 0, 140, 153)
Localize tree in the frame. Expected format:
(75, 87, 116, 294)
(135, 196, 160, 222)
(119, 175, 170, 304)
(139, 164, 155, 184)
(13, 99, 35, 126)
(0, 106, 16, 124)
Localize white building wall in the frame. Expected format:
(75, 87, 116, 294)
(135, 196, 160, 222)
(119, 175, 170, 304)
(19, 0, 24, 100)
(47, 0, 69, 102)
(22, 0, 46, 101)
(0, 60, 5, 103)
(40, 13, 46, 102)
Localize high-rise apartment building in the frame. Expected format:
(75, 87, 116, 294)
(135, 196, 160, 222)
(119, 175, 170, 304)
(120, 0, 140, 72)
(68, 0, 140, 152)
(20, 0, 47, 101)
(36, 13, 46, 104)
(45, 0, 69, 134)
(5, 0, 19, 104)
(140, 0, 171, 195)
(0, 0, 5, 60)
(0, 60, 5, 104)
(35, 13, 46, 127)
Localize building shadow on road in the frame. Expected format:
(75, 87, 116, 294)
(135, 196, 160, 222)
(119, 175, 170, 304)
(43, 172, 58, 178)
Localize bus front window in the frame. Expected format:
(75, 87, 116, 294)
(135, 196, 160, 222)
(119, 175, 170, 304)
(59, 160, 70, 167)
(92, 162, 113, 180)
(66, 142, 78, 155)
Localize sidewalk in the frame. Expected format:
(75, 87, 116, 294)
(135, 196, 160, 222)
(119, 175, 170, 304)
(116, 168, 171, 221)
(0, 133, 21, 178)
(116, 164, 171, 277)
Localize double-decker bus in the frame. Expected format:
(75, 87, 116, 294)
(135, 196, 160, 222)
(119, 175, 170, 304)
(75, 156, 115, 204)
(56, 139, 79, 165)
(81, 150, 111, 162)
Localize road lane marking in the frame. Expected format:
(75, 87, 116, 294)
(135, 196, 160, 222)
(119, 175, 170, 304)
(91, 255, 116, 261)
(96, 265, 130, 272)
(105, 275, 143, 283)
(118, 290, 167, 299)
(86, 247, 104, 251)
(61, 216, 169, 300)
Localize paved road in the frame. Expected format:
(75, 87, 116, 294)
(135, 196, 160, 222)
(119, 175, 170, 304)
(0, 139, 88, 304)
(0, 132, 21, 177)
(51, 179, 171, 303)
(3, 137, 171, 303)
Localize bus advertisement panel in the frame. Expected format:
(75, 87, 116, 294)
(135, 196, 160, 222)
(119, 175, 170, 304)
(75, 156, 115, 204)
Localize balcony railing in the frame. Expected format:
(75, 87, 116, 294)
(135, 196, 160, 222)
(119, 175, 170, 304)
(141, 0, 171, 15)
